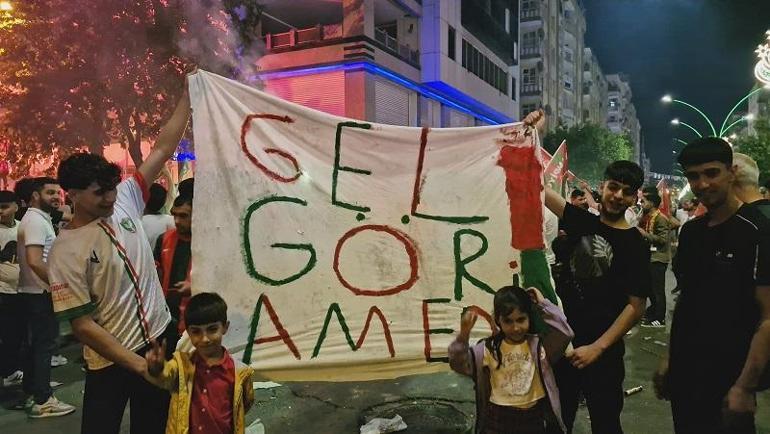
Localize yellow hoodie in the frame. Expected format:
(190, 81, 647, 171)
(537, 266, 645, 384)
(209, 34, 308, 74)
(149, 350, 255, 434)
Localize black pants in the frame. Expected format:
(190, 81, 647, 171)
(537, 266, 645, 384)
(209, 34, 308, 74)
(671, 387, 756, 434)
(0, 293, 26, 378)
(21, 292, 58, 404)
(555, 341, 625, 434)
(81, 323, 176, 434)
(485, 400, 564, 434)
(646, 262, 668, 322)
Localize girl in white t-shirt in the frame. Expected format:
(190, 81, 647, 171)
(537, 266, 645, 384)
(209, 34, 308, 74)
(449, 286, 574, 433)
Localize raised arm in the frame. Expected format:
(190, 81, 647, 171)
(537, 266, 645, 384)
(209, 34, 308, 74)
(545, 186, 567, 219)
(447, 310, 477, 377)
(137, 87, 191, 184)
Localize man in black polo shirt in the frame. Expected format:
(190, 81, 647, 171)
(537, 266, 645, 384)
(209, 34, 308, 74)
(545, 160, 650, 433)
(654, 138, 770, 433)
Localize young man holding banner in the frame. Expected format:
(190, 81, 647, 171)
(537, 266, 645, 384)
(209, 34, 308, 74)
(524, 108, 650, 433)
(47, 86, 191, 434)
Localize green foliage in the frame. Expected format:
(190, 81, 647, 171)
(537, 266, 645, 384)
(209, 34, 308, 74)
(543, 123, 634, 186)
(734, 119, 770, 184)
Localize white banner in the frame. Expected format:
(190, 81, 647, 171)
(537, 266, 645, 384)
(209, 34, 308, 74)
(189, 71, 550, 381)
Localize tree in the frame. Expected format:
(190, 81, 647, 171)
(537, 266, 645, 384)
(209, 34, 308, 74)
(0, 0, 262, 175)
(734, 119, 770, 184)
(543, 123, 634, 186)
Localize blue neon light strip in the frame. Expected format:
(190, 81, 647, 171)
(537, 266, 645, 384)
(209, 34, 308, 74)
(256, 61, 513, 125)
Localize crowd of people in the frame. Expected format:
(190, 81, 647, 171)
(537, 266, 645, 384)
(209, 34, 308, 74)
(449, 111, 769, 434)
(0, 91, 767, 434)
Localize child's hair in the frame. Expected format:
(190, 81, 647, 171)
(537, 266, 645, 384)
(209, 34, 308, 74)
(185, 292, 228, 326)
(484, 286, 533, 370)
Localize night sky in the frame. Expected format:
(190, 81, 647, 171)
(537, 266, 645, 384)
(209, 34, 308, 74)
(582, 0, 770, 173)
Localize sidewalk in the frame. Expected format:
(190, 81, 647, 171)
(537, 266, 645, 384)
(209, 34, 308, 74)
(2, 271, 769, 433)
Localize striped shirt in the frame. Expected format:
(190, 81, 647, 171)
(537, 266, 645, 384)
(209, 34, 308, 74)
(49, 174, 171, 370)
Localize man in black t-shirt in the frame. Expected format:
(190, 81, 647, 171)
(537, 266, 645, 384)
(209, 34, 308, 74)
(654, 139, 770, 434)
(544, 160, 650, 434)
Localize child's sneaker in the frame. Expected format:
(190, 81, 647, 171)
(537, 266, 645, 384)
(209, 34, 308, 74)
(27, 396, 76, 418)
(50, 355, 68, 367)
(2, 370, 23, 387)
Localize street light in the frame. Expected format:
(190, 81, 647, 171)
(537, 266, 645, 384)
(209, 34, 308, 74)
(662, 94, 717, 136)
(662, 85, 770, 138)
(721, 113, 755, 137)
(670, 118, 703, 137)
(0, 2, 12, 12)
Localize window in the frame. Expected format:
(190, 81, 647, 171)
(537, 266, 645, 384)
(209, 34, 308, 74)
(522, 0, 538, 11)
(511, 77, 517, 101)
(523, 31, 538, 49)
(523, 68, 537, 85)
(609, 97, 619, 109)
(522, 104, 537, 116)
(460, 40, 508, 93)
(448, 25, 456, 61)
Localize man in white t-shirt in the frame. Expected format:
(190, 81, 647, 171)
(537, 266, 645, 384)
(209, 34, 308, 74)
(141, 183, 174, 248)
(49, 87, 190, 434)
(16, 177, 76, 418)
(0, 190, 24, 387)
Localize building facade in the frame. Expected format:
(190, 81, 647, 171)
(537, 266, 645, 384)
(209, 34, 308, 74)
(557, 0, 586, 128)
(606, 73, 641, 162)
(747, 88, 770, 136)
(519, 0, 560, 130)
(255, 0, 519, 128)
(581, 47, 607, 125)
(518, 0, 587, 131)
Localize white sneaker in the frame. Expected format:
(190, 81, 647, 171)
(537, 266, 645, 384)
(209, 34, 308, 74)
(2, 370, 23, 387)
(27, 395, 76, 418)
(50, 355, 68, 367)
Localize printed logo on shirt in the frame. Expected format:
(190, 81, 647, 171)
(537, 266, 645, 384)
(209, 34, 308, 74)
(120, 218, 137, 234)
(50, 283, 73, 303)
(90, 250, 100, 264)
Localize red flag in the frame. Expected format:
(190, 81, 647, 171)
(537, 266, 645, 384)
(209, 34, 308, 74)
(656, 179, 671, 217)
(543, 140, 568, 195)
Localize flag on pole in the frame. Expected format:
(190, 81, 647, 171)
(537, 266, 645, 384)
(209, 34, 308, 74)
(656, 179, 671, 217)
(543, 140, 568, 195)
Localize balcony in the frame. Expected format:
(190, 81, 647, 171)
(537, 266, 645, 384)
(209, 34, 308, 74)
(374, 28, 420, 65)
(521, 84, 543, 96)
(263, 23, 419, 66)
(264, 23, 343, 50)
(520, 46, 542, 59)
(521, 8, 542, 22)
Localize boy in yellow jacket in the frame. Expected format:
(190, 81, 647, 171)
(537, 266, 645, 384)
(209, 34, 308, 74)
(145, 292, 254, 434)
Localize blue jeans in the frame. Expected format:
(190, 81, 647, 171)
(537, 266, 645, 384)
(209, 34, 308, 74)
(21, 292, 58, 404)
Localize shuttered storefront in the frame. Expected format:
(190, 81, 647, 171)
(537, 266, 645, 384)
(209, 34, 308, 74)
(263, 71, 346, 117)
(373, 78, 410, 126)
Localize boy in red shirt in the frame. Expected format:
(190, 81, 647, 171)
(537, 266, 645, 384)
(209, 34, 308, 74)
(145, 292, 254, 434)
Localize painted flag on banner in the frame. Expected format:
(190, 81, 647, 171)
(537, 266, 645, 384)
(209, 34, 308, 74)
(656, 179, 671, 217)
(543, 140, 568, 195)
